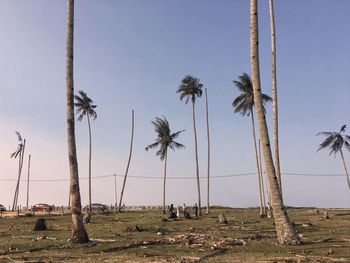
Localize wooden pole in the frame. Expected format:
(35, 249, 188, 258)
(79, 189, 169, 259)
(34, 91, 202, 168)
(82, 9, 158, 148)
(114, 173, 117, 211)
(26, 154, 31, 208)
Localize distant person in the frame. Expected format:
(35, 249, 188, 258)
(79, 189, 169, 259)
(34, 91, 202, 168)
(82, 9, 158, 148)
(168, 204, 177, 219)
(194, 203, 198, 217)
(169, 204, 175, 214)
(176, 205, 181, 218)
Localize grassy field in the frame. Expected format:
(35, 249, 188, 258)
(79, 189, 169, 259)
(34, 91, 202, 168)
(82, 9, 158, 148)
(0, 207, 350, 262)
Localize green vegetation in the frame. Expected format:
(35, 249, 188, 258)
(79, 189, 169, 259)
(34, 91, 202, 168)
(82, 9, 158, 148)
(1, 208, 349, 262)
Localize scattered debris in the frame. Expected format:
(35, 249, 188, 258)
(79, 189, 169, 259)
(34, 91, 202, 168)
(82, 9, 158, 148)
(218, 213, 228, 224)
(126, 225, 141, 232)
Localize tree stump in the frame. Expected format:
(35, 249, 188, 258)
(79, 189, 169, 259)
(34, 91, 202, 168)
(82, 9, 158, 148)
(34, 218, 47, 231)
(83, 213, 91, 224)
(184, 211, 191, 219)
(323, 211, 329, 219)
(218, 213, 228, 224)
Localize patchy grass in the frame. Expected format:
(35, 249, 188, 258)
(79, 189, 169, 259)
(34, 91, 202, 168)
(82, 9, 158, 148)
(0, 207, 349, 262)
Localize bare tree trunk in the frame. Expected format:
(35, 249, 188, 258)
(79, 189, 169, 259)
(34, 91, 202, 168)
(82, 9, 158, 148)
(250, 0, 299, 244)
(119, 110, 135, 211)
(66, 0, 89, 243)
(26, 154, 31, 208)
(340, 149, 350, 190)
(258, 139, 267, 214)
(114, 173, 117, 211)
(192, 102, 202, 216)
(87, 114, 92, 213)
(269, 0, 282, 195)
(12, 139, 26, 211)
(205, 88, 211, 215)
(250, 111, 264, 216)
(162, 150, 168, 214)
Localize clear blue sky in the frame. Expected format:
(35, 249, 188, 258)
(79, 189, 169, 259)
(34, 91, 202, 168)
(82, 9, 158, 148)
(1, 0, 349, 208)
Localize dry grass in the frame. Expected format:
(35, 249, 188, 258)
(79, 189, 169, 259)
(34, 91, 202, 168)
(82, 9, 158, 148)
(0, 207, 349, 262)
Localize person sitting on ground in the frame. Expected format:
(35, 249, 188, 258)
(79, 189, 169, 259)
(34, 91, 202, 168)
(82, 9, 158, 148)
(168, 204, 177, 219)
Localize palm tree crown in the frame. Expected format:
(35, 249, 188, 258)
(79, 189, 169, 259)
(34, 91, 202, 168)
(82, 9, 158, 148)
(11, 131, 24, 159)
(146, 117, 185, 160)
(177, 75, 203, 104)
(317, 125, 350, 155)
(232, 73, 272, 116)
(74, 90, 97, 121)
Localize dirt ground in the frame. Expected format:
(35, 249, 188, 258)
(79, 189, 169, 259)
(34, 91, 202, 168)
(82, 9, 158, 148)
(0, 207, 350, 262)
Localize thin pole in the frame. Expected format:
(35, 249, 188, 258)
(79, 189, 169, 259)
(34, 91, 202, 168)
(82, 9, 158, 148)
(114, 173, 117, 211)
(26, 154, 31, 208)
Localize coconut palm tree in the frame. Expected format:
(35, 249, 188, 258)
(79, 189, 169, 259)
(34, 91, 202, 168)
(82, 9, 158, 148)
(317, 125, 350, 190)
(204, 88, 211, 215)
(11, 131, 26, 211)
(74, 90, 97, 214)
(146, 116, 185, 214)
(250, 0, 300, 244)
(269, 0, 282, 195)
(177, 75, 203, 216)
(119, 109, 135, 212)
(232, 73, 271, 217)
(66, 0, 89, 243)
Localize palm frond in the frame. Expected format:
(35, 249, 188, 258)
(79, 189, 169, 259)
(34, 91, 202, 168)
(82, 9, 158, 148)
(317, 135, 336, 151)
(15, 131, 22, 142)
(340, 124, 347, 133)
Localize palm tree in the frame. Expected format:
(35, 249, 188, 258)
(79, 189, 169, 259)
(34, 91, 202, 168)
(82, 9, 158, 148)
(177, 75, 203, 216)
(269, 0, 282, 195)
(317, 125, 350, 190)
(66, 0, 89, 243)
(232, 73, 271, 216)
(74, 90, 97, 214)
(146, 116, 184, 214)
(11, 131, 26, 211)
(204, 88, 211, 215)
(119, 109, 135, 212)
(250, 0, 300, 244)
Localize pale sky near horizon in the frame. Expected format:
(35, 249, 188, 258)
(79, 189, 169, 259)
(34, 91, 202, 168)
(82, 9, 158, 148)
(0, 0, 349, 209)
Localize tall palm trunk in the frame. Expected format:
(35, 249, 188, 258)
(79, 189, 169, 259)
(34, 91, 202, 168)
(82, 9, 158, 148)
(119, 110, 135, 211)
(250, 0, 299, 244)
(162, 149, 168, 214)
(87, 113, 92, 213)
(12, 139, 26, 211)
(66, 0, 89, 243)
(250, 110, 264, 216)
(26, 154, 31, 208)
(269, 0, 282, 195)
(205, 88, 211, 215)
(340, 149, 350, 189)
(192, 101, 202, 216)
(258, 139, 267, 214)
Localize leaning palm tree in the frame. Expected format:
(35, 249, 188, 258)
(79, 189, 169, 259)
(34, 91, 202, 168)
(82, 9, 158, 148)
(146, 116, 184, 214)
(250, 0, 300, 244)
(232, 73, 271, 217)
(118, 109, 135, 212)
(177, 75, 203, 216)
(66, 0, 89, 243)
(11, 131, 26, 211)
(74, 90, 97, 214)
(317, 125, 350, 190)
